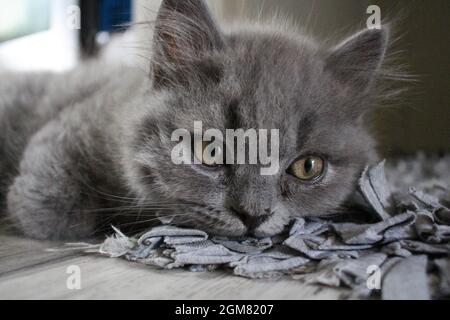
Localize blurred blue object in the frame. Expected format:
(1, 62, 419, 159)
(98, 0, 132, 33)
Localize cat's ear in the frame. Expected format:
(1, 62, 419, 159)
(152, 0, 225, 88)
(325, 28, 389, 91)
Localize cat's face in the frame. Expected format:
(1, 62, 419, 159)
(128, 0, 387, 237)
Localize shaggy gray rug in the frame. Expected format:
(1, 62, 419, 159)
(68, 155, 450, 300)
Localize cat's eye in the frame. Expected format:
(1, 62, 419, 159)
(288, 156, 325, 181)
(194, 140, 223, 167)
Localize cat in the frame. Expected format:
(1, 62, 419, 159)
(0, 0, 394, 240)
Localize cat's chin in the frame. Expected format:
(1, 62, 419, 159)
(207, 226, 248, 238)
(250, 212, 291, 238)
(167, 212, 248, 238)
(158, 204, 291, 238)
(189, 213, 290, 239)
(208, 222, 288, 238)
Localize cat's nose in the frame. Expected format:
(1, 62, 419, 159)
(230, 205, 272, 236)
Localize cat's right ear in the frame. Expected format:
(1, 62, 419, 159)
(151, 0, 225, 88)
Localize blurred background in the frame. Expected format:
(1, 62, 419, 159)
(0, 0, 448, 157)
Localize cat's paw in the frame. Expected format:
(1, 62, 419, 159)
(7, 174, 96, 240)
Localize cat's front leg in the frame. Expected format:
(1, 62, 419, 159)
(7, 119, 114, 240)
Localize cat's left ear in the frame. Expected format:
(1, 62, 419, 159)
(325, 28, 389, 91)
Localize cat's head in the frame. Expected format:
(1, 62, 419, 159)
(127, 0, 390, 237)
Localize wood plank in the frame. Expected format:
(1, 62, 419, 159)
(0, 232, 345, 300)
(0, 234, 82, 276)
(0, 255, 344, 299)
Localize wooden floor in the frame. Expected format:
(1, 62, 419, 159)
(0, 230, 344, 300)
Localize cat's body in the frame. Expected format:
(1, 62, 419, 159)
(1, 0, 391, 240)
(0, 65, 150, 238)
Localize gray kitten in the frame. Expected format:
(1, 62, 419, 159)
(1, 0, 392, 240)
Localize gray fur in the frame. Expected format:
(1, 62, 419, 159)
(1, 0, 393, 240)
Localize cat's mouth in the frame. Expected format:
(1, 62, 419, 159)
(229, 208, 279, 237)
(159, 202, 291, 238)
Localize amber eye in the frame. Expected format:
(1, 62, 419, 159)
(194, 140, 223, 167)
(288, 156, 325, 181)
